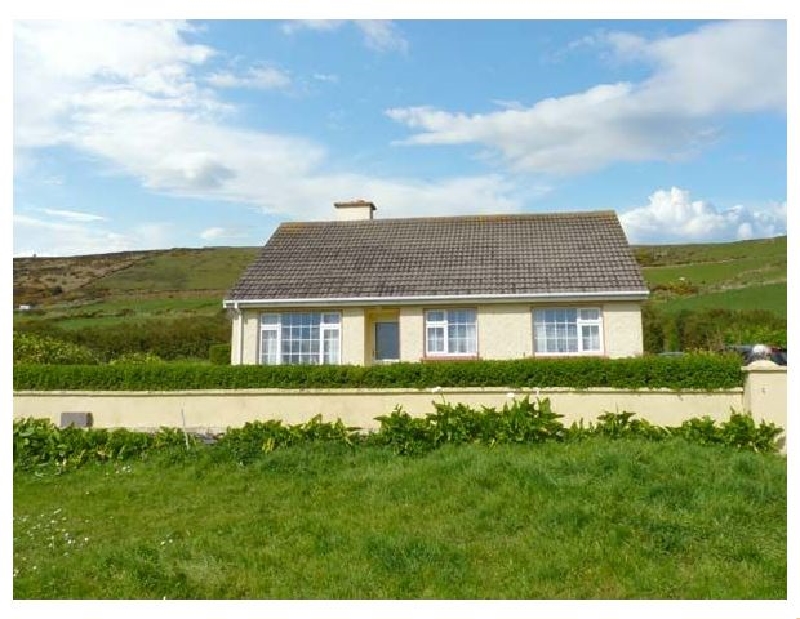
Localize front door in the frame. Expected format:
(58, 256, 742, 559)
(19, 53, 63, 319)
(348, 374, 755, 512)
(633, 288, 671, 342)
(374, 321, 400, 362)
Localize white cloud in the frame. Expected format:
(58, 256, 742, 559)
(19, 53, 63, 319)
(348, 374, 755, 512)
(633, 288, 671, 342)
(14, 20, 217, 149)
(313, 73, 339, 84)
(387, 20, 785, 174)
(206, 65, 291, 90)
(356, 20, 408, 53)
(619, 187, 787, 244)
(41, 208, 107, 223)
(280, 20, 344, 35)
(281, 19, 408, 53)
(13, 19, 521, 257)
(199, 226, 226, 240)
(13, 213, 172, 257)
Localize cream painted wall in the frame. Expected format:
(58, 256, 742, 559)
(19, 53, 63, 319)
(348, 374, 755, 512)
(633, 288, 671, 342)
(399, 307, 424, 362)
(341, 308, 366, 365)
(231, 301, 644, 364)
(743, 361, 786, 439)
(16, 364, 785, 452)
(229, 311, 241, 364)
(477, 304, 532, 360)
(13, 387, 746, 435)
(603, 302, 644, 358)
(241, 310, 260, 364)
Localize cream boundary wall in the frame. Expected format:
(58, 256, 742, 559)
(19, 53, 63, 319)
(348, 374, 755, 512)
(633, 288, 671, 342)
(15, 387, 743, 433)
(232, 302, 643, 365)
(13, 366, 785, 450)
(742, 361, 787, 431)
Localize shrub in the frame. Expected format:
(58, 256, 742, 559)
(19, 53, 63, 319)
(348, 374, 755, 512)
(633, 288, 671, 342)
(12, 406, 783, 474)
(209, 344, 231, 365)
(109, 351, 164, 365)
(13, 331, 98, 365)
(13, 354, 744, 391)
(641, 304, 786, 353)
(14, 314, 230, 361)
(215, 415, 359, 464)
(373, 403, 782, 456)
(12, 418, 192, 472)
(719, 411, 784, 453)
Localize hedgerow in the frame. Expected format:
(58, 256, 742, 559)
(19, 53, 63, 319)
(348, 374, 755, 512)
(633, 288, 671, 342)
(372, 398, 783, 456)
(642, 305, 787, 353)
(13, 354, 744, 391)
(13, 401, 783, 473)
(209, 344, 231, 365)
(13, 331, 99, 365)
(14, 315, 229, 361)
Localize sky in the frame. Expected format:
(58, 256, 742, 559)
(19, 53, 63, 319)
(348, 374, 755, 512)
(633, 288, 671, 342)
(11, 18, 788, 256)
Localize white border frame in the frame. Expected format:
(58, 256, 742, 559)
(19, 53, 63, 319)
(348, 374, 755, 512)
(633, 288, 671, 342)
(258, 311, 342, 366)
(532, 307, 605, 357)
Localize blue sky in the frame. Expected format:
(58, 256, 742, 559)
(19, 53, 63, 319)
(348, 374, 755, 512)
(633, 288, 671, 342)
(12, 19, 787, 256)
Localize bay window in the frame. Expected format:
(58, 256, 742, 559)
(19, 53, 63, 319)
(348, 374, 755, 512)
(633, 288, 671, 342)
(533, 308, 602, 355)
(260, 312, 341, 365)
(425, 309, 477, 356)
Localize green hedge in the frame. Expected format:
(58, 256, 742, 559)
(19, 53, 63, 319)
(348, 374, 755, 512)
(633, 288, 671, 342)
(209, 344, 231, 365)
(13, 331, 99, 365)
(14, 315, 229, 361)
(14, 404, 783, 474)
(13, 355, 744, 391)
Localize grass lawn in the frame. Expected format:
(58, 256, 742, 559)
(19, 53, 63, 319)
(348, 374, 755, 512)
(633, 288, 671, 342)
(13, 439, 786, 599)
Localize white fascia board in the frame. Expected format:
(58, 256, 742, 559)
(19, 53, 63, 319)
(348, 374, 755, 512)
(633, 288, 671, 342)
(223, 290, 650, 308)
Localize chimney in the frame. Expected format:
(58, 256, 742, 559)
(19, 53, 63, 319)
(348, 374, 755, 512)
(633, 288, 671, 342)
(334, 199, 376, 221)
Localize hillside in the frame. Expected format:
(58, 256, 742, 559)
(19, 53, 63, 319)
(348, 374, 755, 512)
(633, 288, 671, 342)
(634, 235, 786, 317)
(13, 236, 787, 329)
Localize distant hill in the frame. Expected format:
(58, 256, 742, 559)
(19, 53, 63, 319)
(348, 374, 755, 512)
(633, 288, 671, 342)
(13, 236, 786, 328)
(13, 247, 260, 307)
(634, 235, 786, 317)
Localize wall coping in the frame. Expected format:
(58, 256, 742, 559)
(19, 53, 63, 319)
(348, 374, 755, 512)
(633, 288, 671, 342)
(742, 361, 787, 374)
(13, 386, 744, 397)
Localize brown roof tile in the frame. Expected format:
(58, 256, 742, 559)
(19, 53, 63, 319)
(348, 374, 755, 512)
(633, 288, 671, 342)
(226, 210, 647, 300)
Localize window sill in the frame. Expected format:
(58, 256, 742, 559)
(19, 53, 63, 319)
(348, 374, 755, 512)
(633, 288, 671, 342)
(527, 353, 606, 359)
(422, 355, 480, 362)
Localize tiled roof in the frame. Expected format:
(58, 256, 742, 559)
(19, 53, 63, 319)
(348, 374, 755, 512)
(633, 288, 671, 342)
(226, 211, 648, 300)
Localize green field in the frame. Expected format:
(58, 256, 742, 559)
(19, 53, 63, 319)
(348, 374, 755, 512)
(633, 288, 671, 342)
(86, 247, 259, 293)
(633, 235, 786, 267)
(13, 236, 787, 340)
(14, 298, 224, 330)
(643, 254, 785, 289)
(13, 440, 786, 599)
(636, 236, 786, 316)
(658, 282, 787, 318)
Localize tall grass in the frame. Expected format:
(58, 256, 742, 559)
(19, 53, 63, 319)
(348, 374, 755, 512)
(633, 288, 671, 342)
(13, 439, 786, 599)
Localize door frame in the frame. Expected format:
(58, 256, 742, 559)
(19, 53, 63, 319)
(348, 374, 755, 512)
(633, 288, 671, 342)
(373, 320, 400, 363)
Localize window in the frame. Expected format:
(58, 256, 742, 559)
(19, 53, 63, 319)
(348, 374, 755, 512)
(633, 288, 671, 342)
(425, 309, 477, 356)
(533, 308, 602, 355)
(260, 312, 340, 365)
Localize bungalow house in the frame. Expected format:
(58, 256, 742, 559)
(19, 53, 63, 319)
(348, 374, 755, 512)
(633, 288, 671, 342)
(224, 200, 649, 365)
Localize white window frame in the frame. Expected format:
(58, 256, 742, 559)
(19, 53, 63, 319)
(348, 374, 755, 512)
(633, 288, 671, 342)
(425, 308, 478, 357)
(259, 311, 342, 365)
(532, 307, 604, 356)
